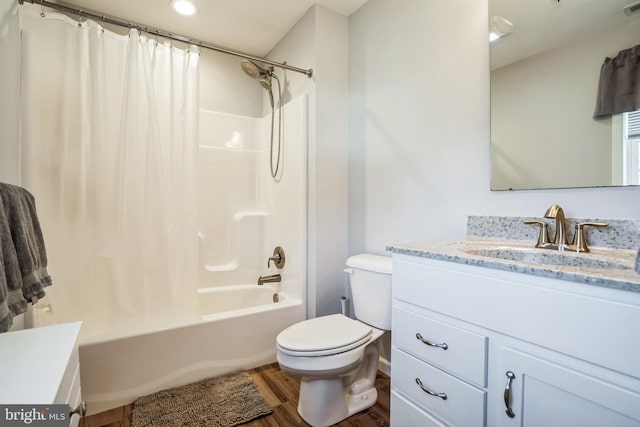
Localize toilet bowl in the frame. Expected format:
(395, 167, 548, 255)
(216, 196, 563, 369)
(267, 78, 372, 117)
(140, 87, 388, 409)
(276, 254, 392, 427)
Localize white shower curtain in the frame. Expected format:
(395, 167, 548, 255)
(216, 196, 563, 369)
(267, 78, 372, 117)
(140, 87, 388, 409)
(19, 5, 200, 335)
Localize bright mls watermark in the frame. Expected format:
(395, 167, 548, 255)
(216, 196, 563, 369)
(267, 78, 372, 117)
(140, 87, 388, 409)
(0, 405, 68, 426)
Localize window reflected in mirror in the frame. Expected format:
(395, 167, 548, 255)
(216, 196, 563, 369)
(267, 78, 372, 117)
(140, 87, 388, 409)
(619, 110, 640, 185)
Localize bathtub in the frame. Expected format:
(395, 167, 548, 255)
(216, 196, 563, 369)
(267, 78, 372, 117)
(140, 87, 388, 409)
(197, 284, 283, 319)
(78, 284, 304, 415)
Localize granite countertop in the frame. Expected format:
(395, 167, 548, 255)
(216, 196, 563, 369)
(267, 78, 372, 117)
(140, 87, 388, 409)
(387, 237, 640, 293)
(387, 237, 640, 292)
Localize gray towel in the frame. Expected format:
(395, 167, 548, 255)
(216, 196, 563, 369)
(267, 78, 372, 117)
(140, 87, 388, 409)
(0, 183, 52, 332)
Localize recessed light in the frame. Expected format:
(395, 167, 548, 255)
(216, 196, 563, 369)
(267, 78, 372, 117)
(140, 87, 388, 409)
(171, 0, 198, 16)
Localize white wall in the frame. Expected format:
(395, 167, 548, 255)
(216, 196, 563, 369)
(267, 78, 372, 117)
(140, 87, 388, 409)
(348, 0, 640, 258)
(309, 6, 349, 318)
(267, 5, 349, 318)
(199, 48, 263, 117)
(0, 0, 20, 185)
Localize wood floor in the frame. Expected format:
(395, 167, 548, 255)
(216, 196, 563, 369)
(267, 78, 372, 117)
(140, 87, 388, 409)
(80, 363, 390, 427)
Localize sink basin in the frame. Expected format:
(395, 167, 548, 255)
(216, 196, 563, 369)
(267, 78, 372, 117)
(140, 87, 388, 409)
(463, 247, 633, 270)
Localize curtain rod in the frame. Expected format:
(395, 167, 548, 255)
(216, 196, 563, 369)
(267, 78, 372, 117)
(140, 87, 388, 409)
(17, 0, 314, 78)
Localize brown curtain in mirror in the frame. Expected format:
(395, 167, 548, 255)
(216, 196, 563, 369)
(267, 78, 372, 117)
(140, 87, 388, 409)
(593, 43, 640, 120)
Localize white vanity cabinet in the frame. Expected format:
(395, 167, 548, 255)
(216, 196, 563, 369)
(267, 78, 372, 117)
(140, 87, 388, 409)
(390, 254, 640, 427)
(0, 321, 84, 427)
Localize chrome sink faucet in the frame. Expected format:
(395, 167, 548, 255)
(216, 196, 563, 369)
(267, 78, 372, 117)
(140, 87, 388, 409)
(544, 204, 569, 250)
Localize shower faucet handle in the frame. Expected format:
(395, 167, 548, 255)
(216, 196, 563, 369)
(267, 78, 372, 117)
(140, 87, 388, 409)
(268, 246, 286, 269)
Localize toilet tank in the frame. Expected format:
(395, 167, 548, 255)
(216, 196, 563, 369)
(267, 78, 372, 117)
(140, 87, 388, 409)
(345, 254, 393, 330)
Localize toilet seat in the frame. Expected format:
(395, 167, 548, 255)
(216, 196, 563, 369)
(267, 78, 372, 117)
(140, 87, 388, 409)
(277, 314, 372, 357)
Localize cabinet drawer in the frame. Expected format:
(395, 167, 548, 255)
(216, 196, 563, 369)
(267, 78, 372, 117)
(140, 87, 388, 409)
(391, 391, 447, 427)
(393, 307, 487, 386)
(391, 348, 485, 427)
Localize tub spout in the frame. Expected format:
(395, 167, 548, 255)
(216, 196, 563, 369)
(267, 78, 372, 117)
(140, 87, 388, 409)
(258, 274, 281, 285)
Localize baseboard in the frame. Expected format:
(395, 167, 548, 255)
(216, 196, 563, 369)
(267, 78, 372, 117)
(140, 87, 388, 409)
(378, 356, 391, 376)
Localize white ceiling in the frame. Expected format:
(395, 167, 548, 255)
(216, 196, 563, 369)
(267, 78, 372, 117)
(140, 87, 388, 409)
(491, 0, 640, 70)
(50, 0, 369, 57)
(46, 1, 639, 70)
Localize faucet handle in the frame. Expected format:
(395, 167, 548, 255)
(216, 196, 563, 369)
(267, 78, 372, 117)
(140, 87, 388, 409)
(523, 220, 552, 248)
(570, 222, 608, 253)
(267, 246, 286, 269)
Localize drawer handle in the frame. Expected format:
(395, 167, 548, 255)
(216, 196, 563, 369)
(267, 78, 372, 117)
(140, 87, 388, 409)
(415, 378, 448, 400)
(70, 401, 87, 418)
(415, 333, 448, 350)
(504, 371, 516, 418)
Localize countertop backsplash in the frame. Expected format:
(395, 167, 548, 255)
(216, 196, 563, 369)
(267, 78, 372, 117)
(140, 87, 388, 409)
(467, 215, 640, 250)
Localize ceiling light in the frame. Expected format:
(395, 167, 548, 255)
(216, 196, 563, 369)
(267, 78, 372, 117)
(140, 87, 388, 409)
(489, 16, 514, 42)
(171, 0, 198, 16)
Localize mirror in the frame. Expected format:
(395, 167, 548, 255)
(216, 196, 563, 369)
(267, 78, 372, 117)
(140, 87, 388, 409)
(490, 0, 640, 190)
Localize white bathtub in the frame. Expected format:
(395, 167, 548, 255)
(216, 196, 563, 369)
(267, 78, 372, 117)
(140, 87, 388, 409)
(197, 285, 282, 318)
(78, 285, 304, 415)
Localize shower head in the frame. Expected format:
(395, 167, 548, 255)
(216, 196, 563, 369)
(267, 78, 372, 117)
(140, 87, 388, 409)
(260, 78, 275, 108)
(241, 59, 271, 80)
(241, 59, 276, 108)
(259, 77, 271, 90)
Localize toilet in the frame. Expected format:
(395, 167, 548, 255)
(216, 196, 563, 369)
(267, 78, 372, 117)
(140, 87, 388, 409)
(276, 254, 392, 427)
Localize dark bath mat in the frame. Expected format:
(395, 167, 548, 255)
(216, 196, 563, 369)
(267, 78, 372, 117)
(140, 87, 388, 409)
(131, 371, 273, 427)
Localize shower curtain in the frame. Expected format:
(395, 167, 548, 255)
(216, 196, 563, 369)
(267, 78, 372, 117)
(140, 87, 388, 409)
(19, 5, 200, 334)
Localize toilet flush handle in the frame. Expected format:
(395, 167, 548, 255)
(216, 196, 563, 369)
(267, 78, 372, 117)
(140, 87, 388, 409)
(344, 268, 354, 274)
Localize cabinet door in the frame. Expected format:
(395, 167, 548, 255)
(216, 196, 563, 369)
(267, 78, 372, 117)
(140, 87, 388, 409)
(497, 347, 640, 427)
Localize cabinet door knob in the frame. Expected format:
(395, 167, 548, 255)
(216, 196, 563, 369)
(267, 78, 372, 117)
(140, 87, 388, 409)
(504, 371, 516, 419)
(415, 333, 448, 350)
(415, 378, 448, 400)
(69, 401, 87, 418)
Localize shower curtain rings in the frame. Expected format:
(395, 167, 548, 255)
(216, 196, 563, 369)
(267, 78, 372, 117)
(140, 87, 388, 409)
(39, 0, 45, 17)
(77, 9, 83, 27)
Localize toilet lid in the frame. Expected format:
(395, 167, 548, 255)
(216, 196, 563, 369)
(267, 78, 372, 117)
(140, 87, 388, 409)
(277, 314, 372, 356)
